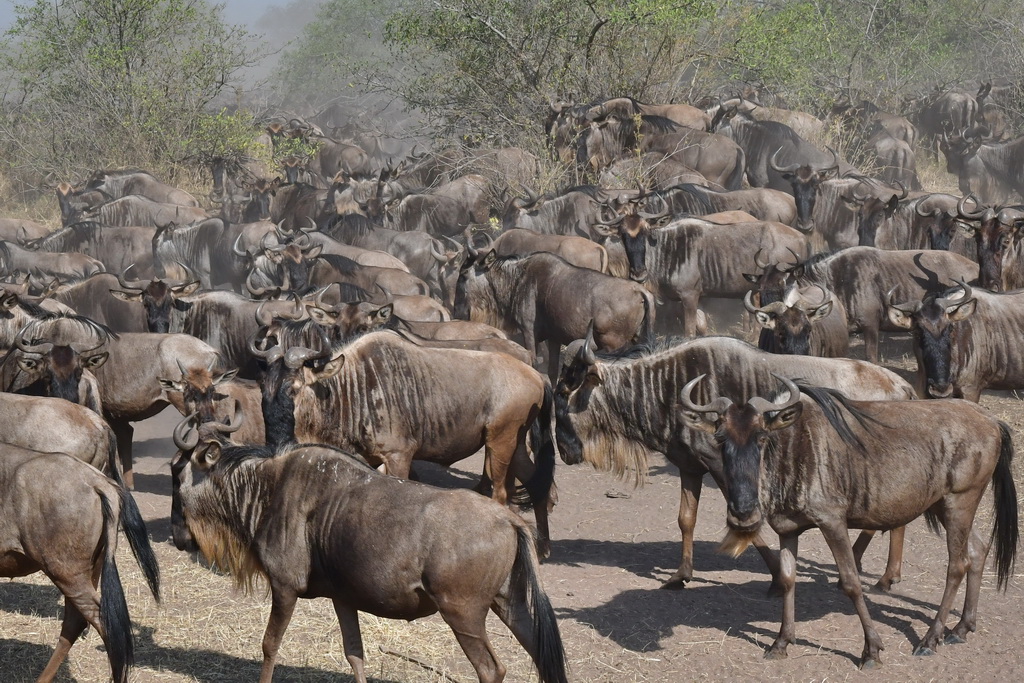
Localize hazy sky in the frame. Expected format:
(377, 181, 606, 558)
(0, 1, 289, 32)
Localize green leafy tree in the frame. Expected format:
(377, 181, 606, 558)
(0, 0, 262, 185)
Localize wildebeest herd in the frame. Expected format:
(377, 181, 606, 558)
(2, 84, 1024, 681)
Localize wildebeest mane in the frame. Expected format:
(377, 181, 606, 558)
(215, 444, 276, 474)
(790, 381, 885, 450)
(322, 213, 375, 241)
(34, 221, 103, 251)
(318, 252, 361, 275)
(22, 310, 119, 342)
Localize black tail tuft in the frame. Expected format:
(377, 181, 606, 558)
(118, 487, 160, 601)
(992, 423, 1018, 591)
(99, 493, 134, 683)
(104, 426, 124, 488)
(522, 383, 556, 510)
(513, 525, 567, 683)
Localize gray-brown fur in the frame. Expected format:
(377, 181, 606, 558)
(642, 183, 799, 225)
(170, 439, 565, 683)
(455, 250, 654, 379)
(554, 335, 914, 588)
(0, 240, 105, 280)
(492, 228, 609, 272)
(29, 222, 156, 274)
(0, 444, 160, 683)
(888, 281, 1024, 401)
(682, 380, 1017, 667)
(0, 217, 51, 242)
(80, 195, 208, 228)
(83, 168, 199, 207)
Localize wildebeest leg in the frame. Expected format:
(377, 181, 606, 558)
(259, 586, 298, 683)
(947, 527, 988, 644)
(36, 589, 100, 683)
(663, 466, 703, 588)
(765, 532, 799, 660)
(851, 527, 903, 590)
(818, 522, 884, 668)
(545, 338, 561, 383)
(862, 325, 880, 363)
(111, 419, 134, 490)
(508, 439, 551, 560)
(680, 291, 701, 338)
(440, 605, 506, 683)
(915, 499, 976, 655)
(332, 601, 367, 683)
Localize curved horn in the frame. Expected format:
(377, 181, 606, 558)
(176, 358, 188, 379)
(231, 232, 248, 257)
(915, 196, 940, 218)
(442, 235, 463, 251)
(580, 320, 597, 365)
(950, 277, 974, 307)
(680, 374, 734, 414)
(891, 181, 908, 201)
(14, 325, 52, 355)
(117, 263, 146, 291)
(753, 248, 772, 270)
(747, 374, 802, 415)
(172, 413, 200, 451)
(254, 300, 273, 327)
(313, 284, 341, 312)
(885, 285, 921, 314)
(769, 147, 800, 174)
(428, 239, 447, 262)
(821, 147, 840, 174)
(283, 344, 331, 370)
(210, 399, 245, 434)
(465, 230, 479, 259)
(174, 261, 199, 287)
(743, 290, 760, 314)
(957, 194, 988, 220)
(245, 270, 271, 299)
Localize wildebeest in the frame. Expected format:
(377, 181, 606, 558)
(743, 284, 848, 357)
(0, 240, 105, 280)
(754, 247, 980, 362)
(681, 376, 1017, 667)
(911, 193, 976, 256)
(554, 334, 915, 589)
(0, 217, 51, 242)
(583, 115, 746, 189)
(81, 167, 198, 206)
(706, 96, 825, 140)
(160, 363, 265, 445)
(491, 228, 608, 272)
(887, 279, 1024, 400)
(250, 330, 557, 556)
(501, 185, 610, 237)
(77, 195, 208, 228)
(599, 214, 809, 337)
(0, 445, 160, 683)
(1, 313, 114, 413)
(641, 183, 798, 225)
(106, 264, 201, 332)
(599, 152, 710, 190)
(454, 249, 654, 378)
(27, 221, 156, 274)
(953, 195, 1024, 291)
(170, 419, 566, 683)
(911, 87, 979, 149)
(0, 392, 119, 474)
(940, 129, 1024, 203)
(585, 96, 710, 130)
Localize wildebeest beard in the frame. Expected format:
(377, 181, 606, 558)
(260, 360, 297, 448)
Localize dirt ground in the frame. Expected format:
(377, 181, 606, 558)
(2, 320, 1024, 682)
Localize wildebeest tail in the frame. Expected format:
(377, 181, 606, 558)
(103, 425, 124, 488)
(98, 492, 134, 683)
(118, 486, 161, 601)
(992, 421, 1018, 591)
(726, 147, 747, 190)
(520, 382, 556, 509)
(511, 523, 568, 683)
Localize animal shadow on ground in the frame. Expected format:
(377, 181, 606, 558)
(0, 638, 73, 683)
(132, 626, 405, 683)
(553, 536, 947, 664)
(0, 582, 64, 620)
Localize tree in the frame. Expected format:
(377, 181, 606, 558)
(0, 0, 263, 186)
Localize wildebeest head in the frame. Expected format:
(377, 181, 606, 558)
(109, 263, 200, 332)
(955, 194, 1023, 291)
(770, 147, 840, 233)
(593, 190, 660, 282)
(939, 128, 989, 177)
(160, 357, 239, 424)
(742, 248, 804, 304)
(170, 405, 245, 552)
(257, 230, 323, 295)
(841, 180, 907, 247)
(679, 373, 802, 540)
(553, 322, 605, 465)
(4, 314, 112, 403)
(453, 241, 499, 321)
(305, 285, 394, 342)
(886, 279, 976, 399)
(914, 195, 962, 251)
(241, 178, 280, 222)
(744, 285, 834, 356)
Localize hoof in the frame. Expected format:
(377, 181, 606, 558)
(913, 646, 935, 657)
(660, 578, 688, 590)
(869, 581, 892, 594)
(859, 656, 882, 670)
(763, 648, 788, 661)
(944, 634, 966, 646)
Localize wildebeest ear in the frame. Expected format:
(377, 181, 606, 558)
(109, 289, 144, 302)
(947, 298, 977, 322)
(754, 311, 777, 329)
(0, 292, 18, 311)
(199, 442, 222, 468)
(305, 304, 337, 325)
(17, 356, 39, 371)
(885, 194, 900, 214)
(312, 350, 346, 381)
(807, 300, 833, 322)
(680, 410, 719, 434)
(742, 273, 760, 283)
(213, 368, 239, 385)
(304, 244, 323, 259)
(173, 298, 194, 311)
(159, 377, 186, 393)
(764, 403, 802, 431)
(375, 304, 393, 321)
(955, 221, 977, 238)
(173, 281, 202, 296)
(481, 250, 497, 269)
(782, 172, 796, 181)
(886, 304, 914, 330)
(83, 351, 109, 369)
